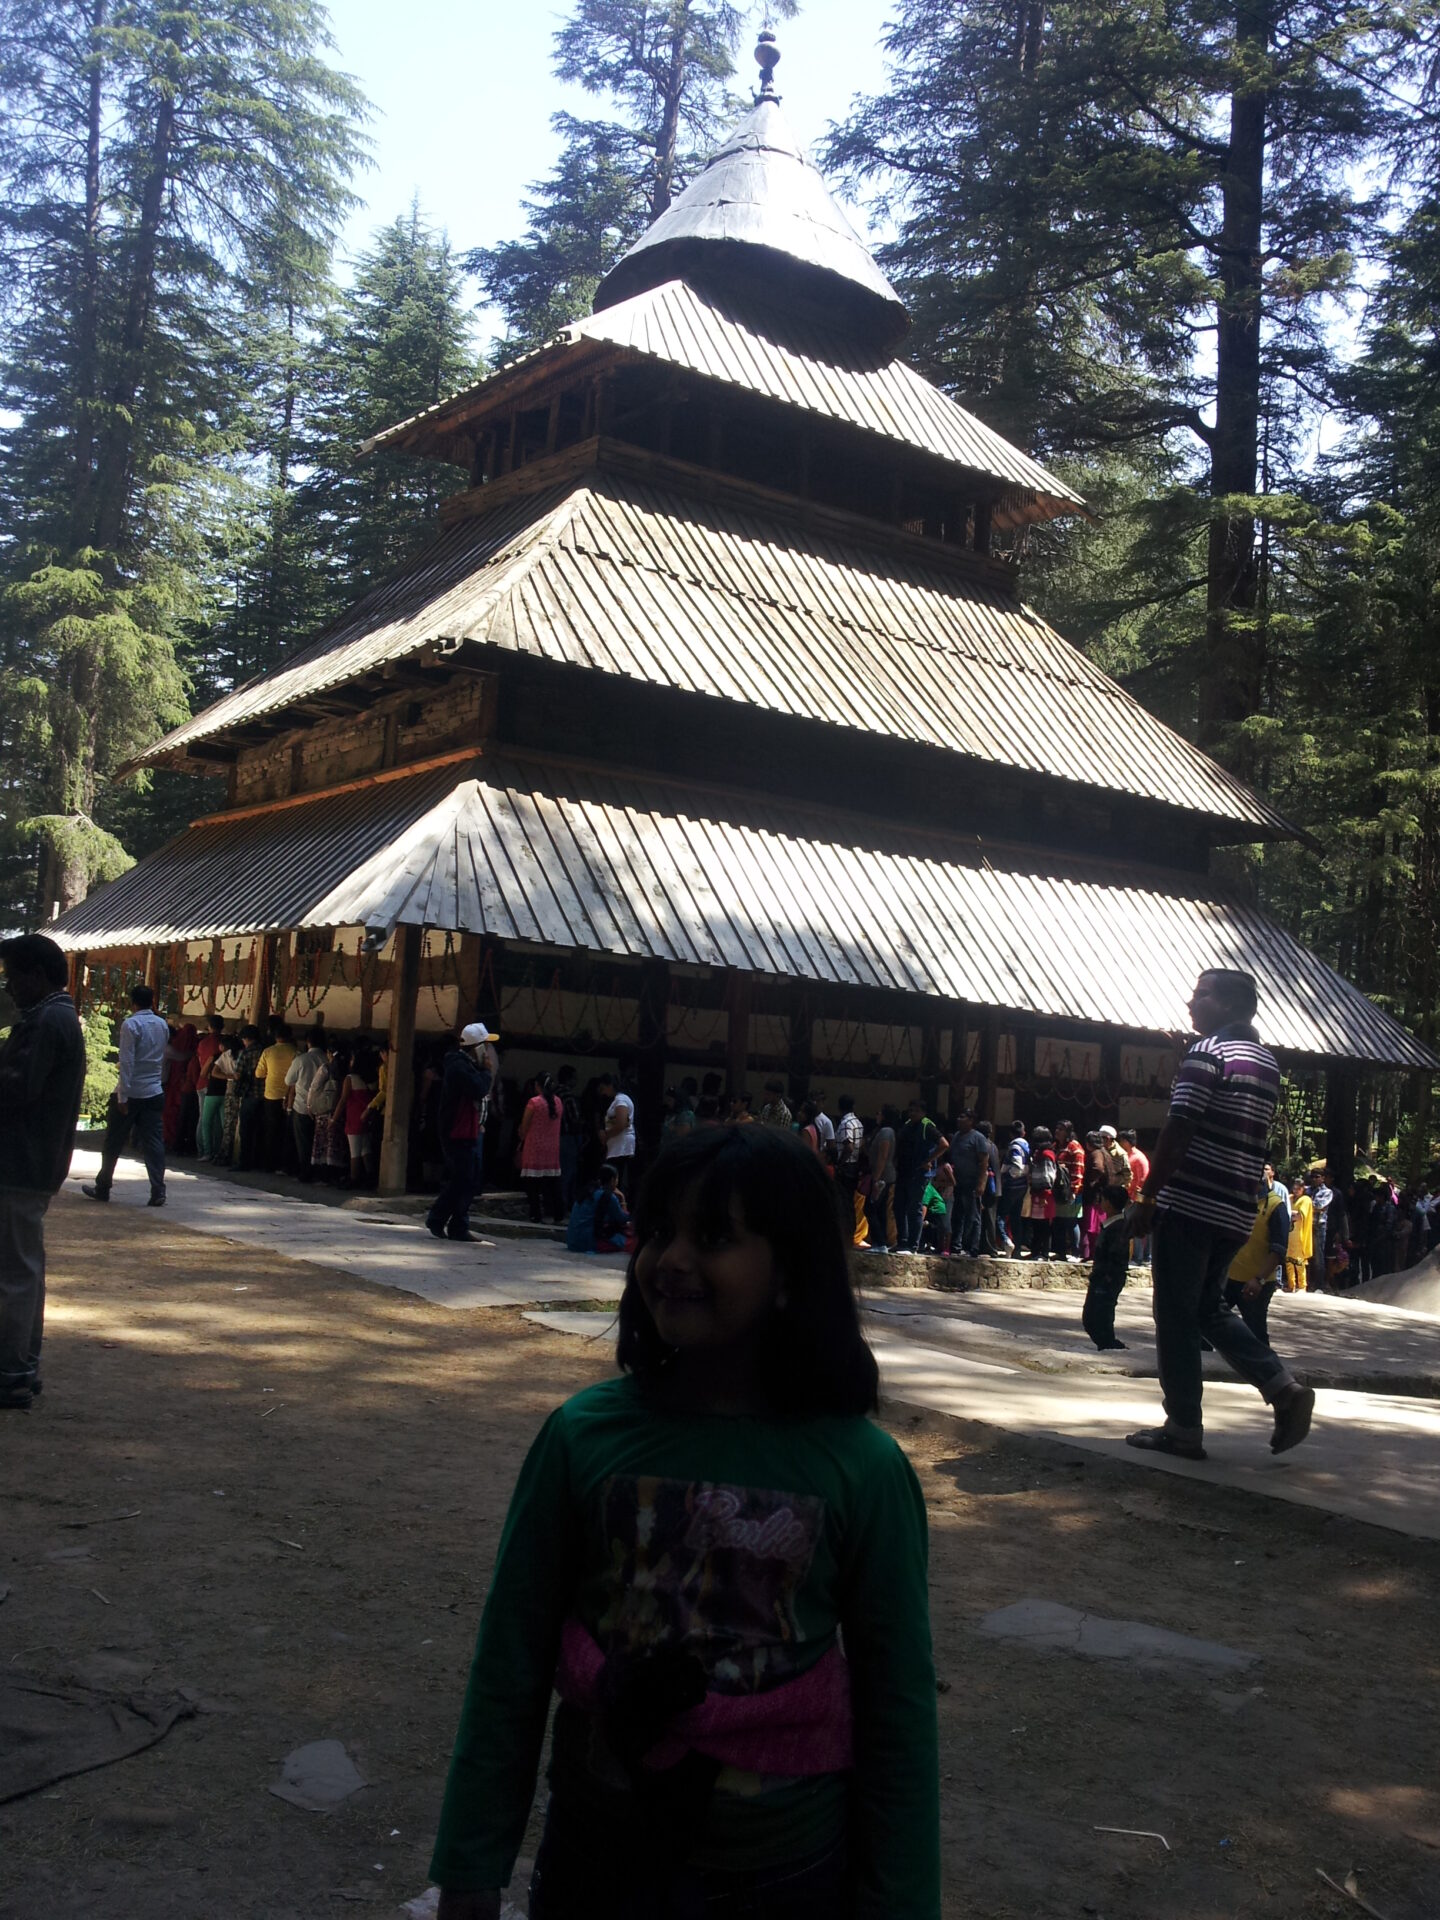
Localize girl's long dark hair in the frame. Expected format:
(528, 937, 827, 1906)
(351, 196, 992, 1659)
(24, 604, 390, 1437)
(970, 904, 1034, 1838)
(617, 1125, 879, 1419)
(540, 1073, 558, 1119)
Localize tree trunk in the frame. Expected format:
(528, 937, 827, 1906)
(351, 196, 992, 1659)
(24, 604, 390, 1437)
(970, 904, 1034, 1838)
(92, 46, 181, 553)
(68, 0, 107, 554)
(1198, 1, 1271, 782)
(651, 15, 688, 219)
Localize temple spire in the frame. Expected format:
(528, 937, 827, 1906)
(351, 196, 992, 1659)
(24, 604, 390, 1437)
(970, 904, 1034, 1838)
(755, 28, 781, 101)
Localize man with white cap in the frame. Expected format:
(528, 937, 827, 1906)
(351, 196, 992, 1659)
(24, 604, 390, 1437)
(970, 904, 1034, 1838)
(426, 1023, 497, 1243)
(1098, 1124, 1130, 1189)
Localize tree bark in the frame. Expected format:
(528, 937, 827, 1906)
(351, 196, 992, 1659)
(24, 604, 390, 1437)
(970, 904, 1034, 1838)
(92, 35, 181, 553)
(1198, 1, 1271, 782)
(68, 0, 107, 554)
(651, 13, 688, 219)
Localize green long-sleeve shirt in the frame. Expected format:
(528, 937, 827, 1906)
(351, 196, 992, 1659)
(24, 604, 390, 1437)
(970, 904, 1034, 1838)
(430, 1374, 940, 1916)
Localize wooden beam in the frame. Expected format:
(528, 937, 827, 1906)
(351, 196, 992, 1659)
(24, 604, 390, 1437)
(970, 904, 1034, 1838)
(725, 969, 752, 1095)
(636, 957, 669, 1161)
(190, 747, 479, 828)
(947, 1008, 968, 1118)
(786, 984, 813, 1108)
(206, 938, 222, 1016)
(1325, 1066, 1358, 1190)
(379, 923, 423, 1193)
(249, 934, 276, 1027)
(920, 1020, 941, 1120)
(975, 1012, 1000, 1124)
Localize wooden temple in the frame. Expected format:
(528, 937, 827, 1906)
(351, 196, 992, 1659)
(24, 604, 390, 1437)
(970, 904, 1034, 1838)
(50, 41, 1434, 1190)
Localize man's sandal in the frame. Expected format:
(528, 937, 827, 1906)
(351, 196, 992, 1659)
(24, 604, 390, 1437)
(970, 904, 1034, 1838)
(1125, 1427, 1207, 1461)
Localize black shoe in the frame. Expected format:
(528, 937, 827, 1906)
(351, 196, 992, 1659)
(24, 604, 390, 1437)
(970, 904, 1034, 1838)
(446, 1228, 477, 1243)
(147, 1192, 166, 1208)
(1271, 1383, 1315, 1455)
(0, 1387, 33, 1411)
(81, 1184, 109, 1202)
(425, 1220, 447, 1239)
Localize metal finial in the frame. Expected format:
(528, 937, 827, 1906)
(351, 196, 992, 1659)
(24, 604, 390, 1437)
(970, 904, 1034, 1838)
(755, 29, 781, 100)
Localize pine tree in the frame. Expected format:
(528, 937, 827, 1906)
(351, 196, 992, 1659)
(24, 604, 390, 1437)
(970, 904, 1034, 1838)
(297, 207, 480, 610)
(826, 0, 1440, 784)
(0, 0, 366, 920)
(474, 0, 796, 353)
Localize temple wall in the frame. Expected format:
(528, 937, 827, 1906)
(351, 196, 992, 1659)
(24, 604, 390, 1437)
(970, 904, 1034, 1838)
(231, 675, 486, 808)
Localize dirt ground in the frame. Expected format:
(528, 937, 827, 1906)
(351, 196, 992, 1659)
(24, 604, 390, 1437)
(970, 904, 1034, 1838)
(3, 1197, 1439, 1920)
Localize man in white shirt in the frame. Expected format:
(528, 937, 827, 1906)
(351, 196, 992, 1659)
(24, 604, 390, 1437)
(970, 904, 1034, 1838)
(83, 984, 171, 1206)
(596, 1071, 636, 1201)
(284, 1031, 326, 1183)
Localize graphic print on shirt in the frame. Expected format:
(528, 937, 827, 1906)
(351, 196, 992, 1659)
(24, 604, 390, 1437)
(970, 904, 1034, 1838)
(598, 1475, 824, 1695)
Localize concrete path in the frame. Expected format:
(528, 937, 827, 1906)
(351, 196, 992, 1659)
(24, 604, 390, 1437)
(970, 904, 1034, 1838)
(63, 1150, 626, 1312)
(868, 1326, 1440, 1541)
(860, 1276, 1440, 1395)
(63, 1151, 1440, 1539)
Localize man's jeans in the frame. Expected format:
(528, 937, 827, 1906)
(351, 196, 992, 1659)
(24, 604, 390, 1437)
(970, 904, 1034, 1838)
(1151, 1208, 1292, 1436)
(954, 1186, 982, 1256)
(895, 1171, 926, 1251)
(427, 1137, 482, 1237)
(0, 1188, 49, 1393)
(94, 1092, 166, 1199)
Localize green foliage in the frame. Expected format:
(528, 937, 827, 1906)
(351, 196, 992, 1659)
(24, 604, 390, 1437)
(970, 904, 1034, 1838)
(0, 0, 368, 922)
(474, 0, 796, 353)
(79, 1002, 119, 1125)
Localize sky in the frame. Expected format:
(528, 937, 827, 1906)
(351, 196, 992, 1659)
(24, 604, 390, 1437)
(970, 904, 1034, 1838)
(326, 0, 898, 324)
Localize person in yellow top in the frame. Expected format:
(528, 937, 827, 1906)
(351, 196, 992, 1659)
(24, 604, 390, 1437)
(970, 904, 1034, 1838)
(1223, 1169, 1290, 1348)
(1284, 1177, 1313, 1291)
(255, 1022, 297, 1174)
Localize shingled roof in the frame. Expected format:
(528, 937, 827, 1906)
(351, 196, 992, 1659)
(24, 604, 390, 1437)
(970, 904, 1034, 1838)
(126, 458, 1293, 837)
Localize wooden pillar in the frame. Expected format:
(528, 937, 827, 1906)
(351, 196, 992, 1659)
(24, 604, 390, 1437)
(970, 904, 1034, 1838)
(976, 1012, 1000, 1123)
(973, 499, 993, 556)
(249, 933, 276, 1026)
(206, 938, 222, 1016)
(67, 949, 86, 1007)
(919, 1019, 942, 1120)
(458, 932, 502, 1027)
(786, 984, 813, 1108)
(636, 959, 670, 1159)
(143, 945, 161, 993)
(1099, 1032, 1123, 1125)
(725, 970, 752, 1095)
(379, 923, 423, 1194)
(1325, 1065, 1359, 1189)
(947, 1008, 968, 1118)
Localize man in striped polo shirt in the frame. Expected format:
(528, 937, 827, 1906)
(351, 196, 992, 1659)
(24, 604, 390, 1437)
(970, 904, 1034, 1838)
(1126, 969, 1315, 1460)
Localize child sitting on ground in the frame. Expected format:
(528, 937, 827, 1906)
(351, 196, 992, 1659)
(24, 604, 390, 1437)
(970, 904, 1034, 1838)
(1081, 1184, 1133, 1351)
(592, 1163, 631, 1254)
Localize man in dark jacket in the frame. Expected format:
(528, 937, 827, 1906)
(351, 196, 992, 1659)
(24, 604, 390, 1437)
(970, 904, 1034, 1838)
(0, 935, 87, 1409)
(425, 1023, 496, 1243)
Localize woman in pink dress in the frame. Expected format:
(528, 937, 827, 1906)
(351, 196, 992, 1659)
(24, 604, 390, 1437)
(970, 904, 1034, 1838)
(518, 1075, 564, 1223)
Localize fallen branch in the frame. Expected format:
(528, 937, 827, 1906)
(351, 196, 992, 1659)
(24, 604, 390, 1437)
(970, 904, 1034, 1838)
(1316, 1867, 1392, 1919)
(1094, 1825, 1170, 1850)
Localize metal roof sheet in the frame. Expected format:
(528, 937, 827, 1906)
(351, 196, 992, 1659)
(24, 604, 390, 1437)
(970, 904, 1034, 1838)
(594, 98, 909, 351)
(132, 466, 1289, 837)
(50, 756, 1432, 1070)
(371, 280, 1085, 523)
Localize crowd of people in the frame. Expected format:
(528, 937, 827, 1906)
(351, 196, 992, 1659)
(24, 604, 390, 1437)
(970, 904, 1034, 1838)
(63, 989, 1440, 1295)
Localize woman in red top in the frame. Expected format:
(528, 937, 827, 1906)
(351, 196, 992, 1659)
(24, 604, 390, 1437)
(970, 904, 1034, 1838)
(519, 1075, 565, 1223)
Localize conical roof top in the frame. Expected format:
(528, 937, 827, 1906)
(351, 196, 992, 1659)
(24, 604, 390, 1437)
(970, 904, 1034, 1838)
(594, 42, 908, 356)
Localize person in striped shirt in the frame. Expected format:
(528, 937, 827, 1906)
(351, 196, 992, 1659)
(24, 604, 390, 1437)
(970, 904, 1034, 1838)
(1125, 970, 1315, 1461)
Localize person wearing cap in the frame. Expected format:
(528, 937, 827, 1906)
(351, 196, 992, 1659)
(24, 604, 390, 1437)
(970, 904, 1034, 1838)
(0, 934, 87, 1410)
(425, 1024, 497, 1243)
(1126, 969, 1315, 1461)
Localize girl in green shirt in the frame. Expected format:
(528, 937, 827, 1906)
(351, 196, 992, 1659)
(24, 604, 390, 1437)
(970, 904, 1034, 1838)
(432, 1125, 940, 1920)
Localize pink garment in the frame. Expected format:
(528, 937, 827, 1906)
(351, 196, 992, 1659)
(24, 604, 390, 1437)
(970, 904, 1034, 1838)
(555, 1617, 854, 1777)
(520, 1093, 563, 1176)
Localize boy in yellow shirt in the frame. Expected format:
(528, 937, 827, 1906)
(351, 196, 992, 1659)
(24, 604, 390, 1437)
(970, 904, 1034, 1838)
(1224, 1170, 1290, 1347)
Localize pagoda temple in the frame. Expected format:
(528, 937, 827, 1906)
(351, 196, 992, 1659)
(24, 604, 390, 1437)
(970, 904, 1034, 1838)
(50, 38, 1434, 1191)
